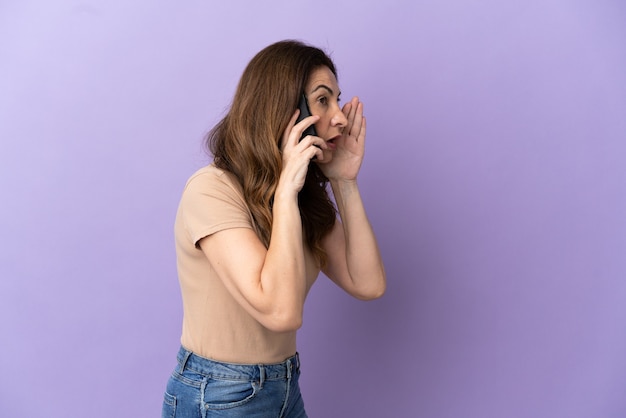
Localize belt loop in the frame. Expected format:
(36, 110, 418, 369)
(178, 348, 192, 373)
(286, 357, 292, 380)
(294, 352, 300, 372)
(258, 365, 265, 390)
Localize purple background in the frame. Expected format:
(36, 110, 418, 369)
(1, 1, 625, 417)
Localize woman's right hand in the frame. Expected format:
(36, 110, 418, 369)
(277, 110, 327, 195)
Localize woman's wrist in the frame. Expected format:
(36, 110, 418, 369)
(274, 180, 299, 203)
(329, 178, 359, 195)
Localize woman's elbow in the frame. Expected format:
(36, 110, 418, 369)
(354, 276, 386, 301)
(357, 285, 386, 301)
(261, 310, 303, 333)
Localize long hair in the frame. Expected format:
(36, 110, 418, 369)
(207, 40, 337, 267)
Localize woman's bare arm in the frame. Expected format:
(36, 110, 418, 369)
(198, 110, 328, 332)
(322, 179, 386, 300)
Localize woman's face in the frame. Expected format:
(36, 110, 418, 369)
(304, 66, 348, 163)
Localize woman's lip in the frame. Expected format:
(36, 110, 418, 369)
(326, 136, 340, 150)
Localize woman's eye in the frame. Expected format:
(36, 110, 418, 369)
(318, 96, 328, 105)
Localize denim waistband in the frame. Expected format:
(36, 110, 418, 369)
(176, 346, 300, 382)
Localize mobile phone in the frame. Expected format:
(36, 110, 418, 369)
(296, 94, 317, 141)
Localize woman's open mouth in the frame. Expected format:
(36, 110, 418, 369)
(326, 135, 340, 150)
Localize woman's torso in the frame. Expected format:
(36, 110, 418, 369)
(174, 165, 320, 364)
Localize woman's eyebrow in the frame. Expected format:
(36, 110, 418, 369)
(311, 84, 337, 96)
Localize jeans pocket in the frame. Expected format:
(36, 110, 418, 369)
(203, 377, 259, 411)
(161, 391, 177, 418)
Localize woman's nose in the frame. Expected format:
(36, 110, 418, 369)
(332, 108, 348, 128)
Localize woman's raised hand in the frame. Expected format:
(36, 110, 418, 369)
(277, 110, 327, 195)
(318, 96, 366, 183)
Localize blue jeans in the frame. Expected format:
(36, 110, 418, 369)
(162, 346, 308, 418)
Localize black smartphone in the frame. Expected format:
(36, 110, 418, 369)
(296, 94, 317, 141)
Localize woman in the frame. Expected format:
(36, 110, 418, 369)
(162, 40, 386, 418)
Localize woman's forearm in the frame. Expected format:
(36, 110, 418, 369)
(330, 179, 386, 296)
(259, 188, 308, 330)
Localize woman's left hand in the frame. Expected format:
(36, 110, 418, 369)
(317, 96, 367, 182)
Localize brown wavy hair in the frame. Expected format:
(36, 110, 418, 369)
(207, 40, 337, 267)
